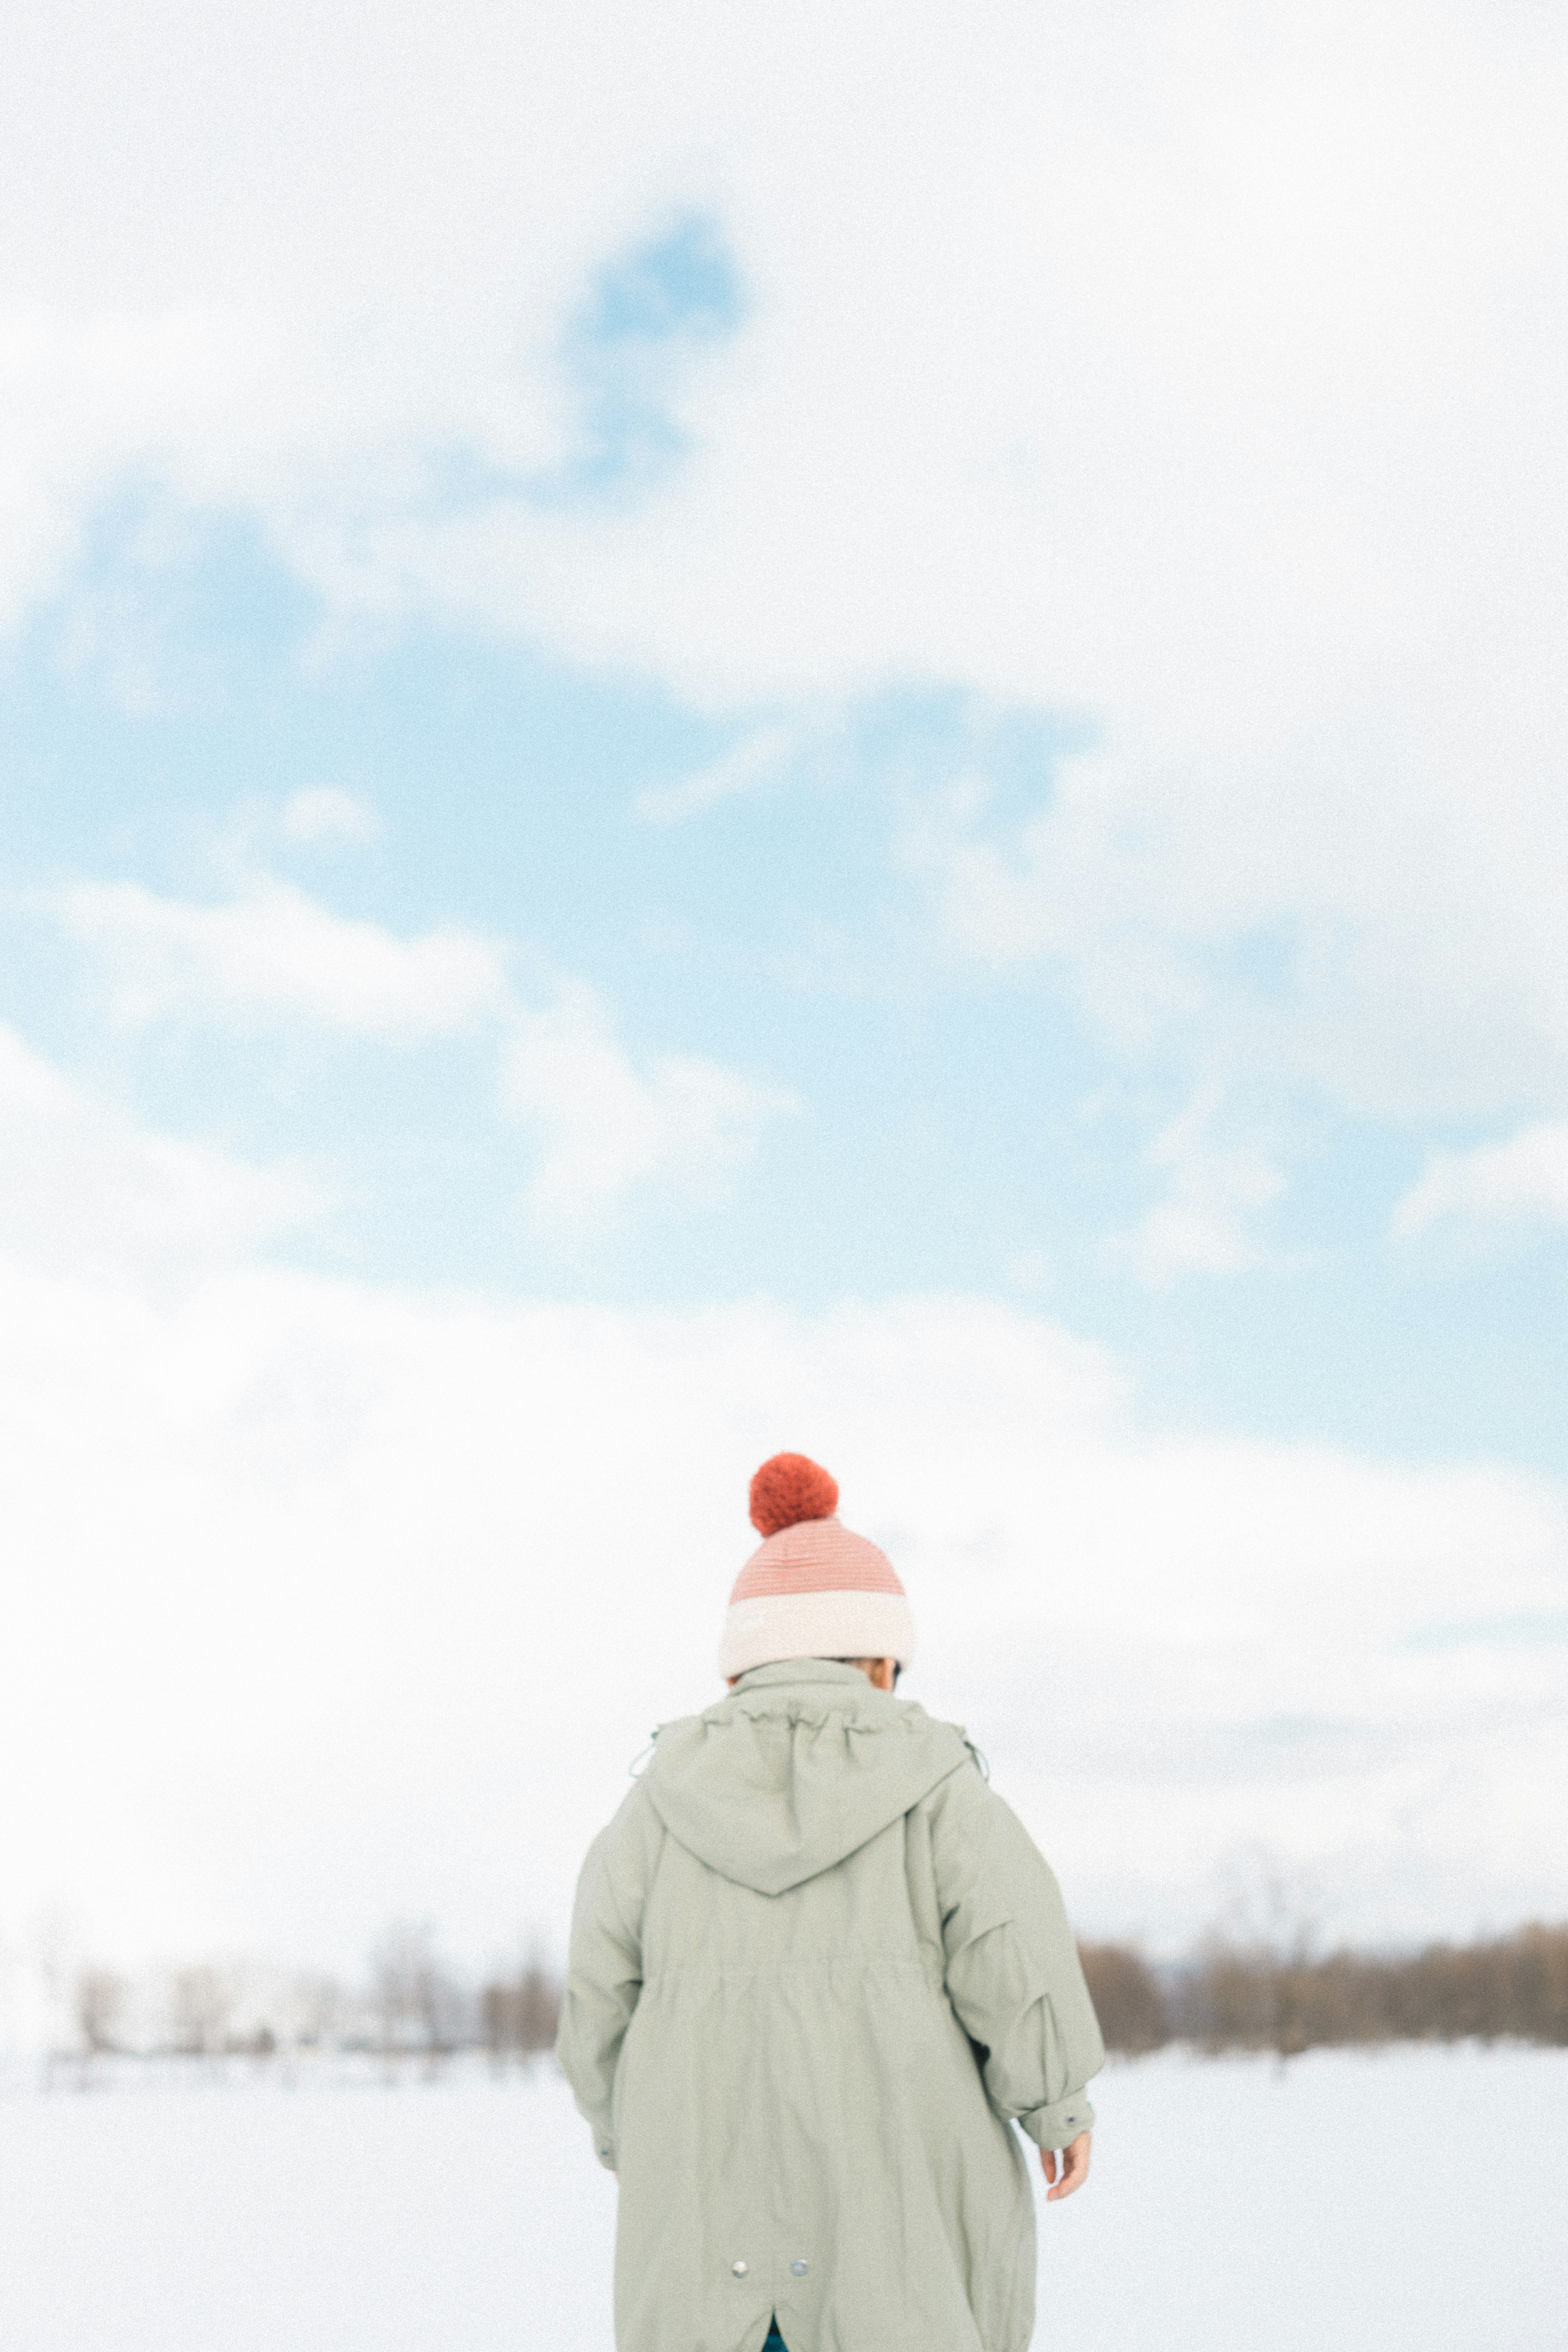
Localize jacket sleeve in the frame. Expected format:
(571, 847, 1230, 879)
(553, 1784, 661, 2172)
(928, 1763, 1105, 2151)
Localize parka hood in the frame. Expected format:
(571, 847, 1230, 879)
(641, 1659, 973, 1897)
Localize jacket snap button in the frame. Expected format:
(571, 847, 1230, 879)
(791, 2259, 809, 2276)
(731, 2261, 748, 2277)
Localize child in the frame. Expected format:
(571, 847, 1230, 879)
(556, 1453, 1103, 2352)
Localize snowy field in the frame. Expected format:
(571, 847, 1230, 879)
(1, 2045, 1563, 2352)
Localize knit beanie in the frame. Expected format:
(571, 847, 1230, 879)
(719, 1452, 917, 1680)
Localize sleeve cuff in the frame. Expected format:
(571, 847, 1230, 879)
(1017, 2091, 1095, 2152)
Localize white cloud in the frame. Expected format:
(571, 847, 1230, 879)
(0, 1020, 317, 1282)
(1393, 1121, 1568, 1241)
(0, 303, 281, 631)
(9, 1, 1568, 1974)
(56, 877, 511, 1040)
(633, 724, 794, 825)
(2, 1, 1566, 1144)
(4, 0, 1568, 1249)
(0, 1151, 1561, 1965)
(279, 786, 382, 846)
(900, 723, 1568, 1130)
(500, 980, 799, 1225)
(50, 873, 793, 1221)
(1120, 1090, 1287, 1285)
(1007, 1246, 1051, 1295)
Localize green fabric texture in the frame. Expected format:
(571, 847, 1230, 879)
(555, 1660, 1104, 2352)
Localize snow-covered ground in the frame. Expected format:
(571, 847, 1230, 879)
(0, 2044, 1562, 2351)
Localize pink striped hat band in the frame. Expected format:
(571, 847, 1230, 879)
(719, 1515, 917, 1679)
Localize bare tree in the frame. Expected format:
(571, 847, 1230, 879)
(372, 1918, 432, 2060)
(74, 1967, 125, 2069)
(370, 1920, 470, 2072)
(480, 1952, 561, 2066)
(171, 1963, 238, 2062)
(1078, 1943, 1167, 2054)
(281, 1969, 349, 2064)
(36, 1907, 80, 2086)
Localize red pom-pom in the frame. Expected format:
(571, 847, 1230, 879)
(749, 1452, 840, 1537)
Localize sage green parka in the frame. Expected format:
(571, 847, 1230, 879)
(556, 1661, 1103, 2352)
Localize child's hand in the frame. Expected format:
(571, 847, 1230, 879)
(1041, 2131, 1091, 2202)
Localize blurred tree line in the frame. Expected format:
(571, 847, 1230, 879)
(40, 1917, 1568, 2077)
(43, 1923, 561, 2080)
(1080, 1922, 1568, 2055)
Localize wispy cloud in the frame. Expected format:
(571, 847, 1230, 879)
(0, 1020, 317, 1282)
(1119, 1089, 1286, 1285)
(633, 723, 793, 825)
(500, 981, 799, 1227)
(279, 786, 382, 847)
(56, 877, 509, 1041)
(1393, 1122, 1568, 1241)
(49, 863, 795, 1226)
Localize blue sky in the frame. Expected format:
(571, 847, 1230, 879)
(1, 0, 1566, 1979)
(5, 476, 1565, 1471)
